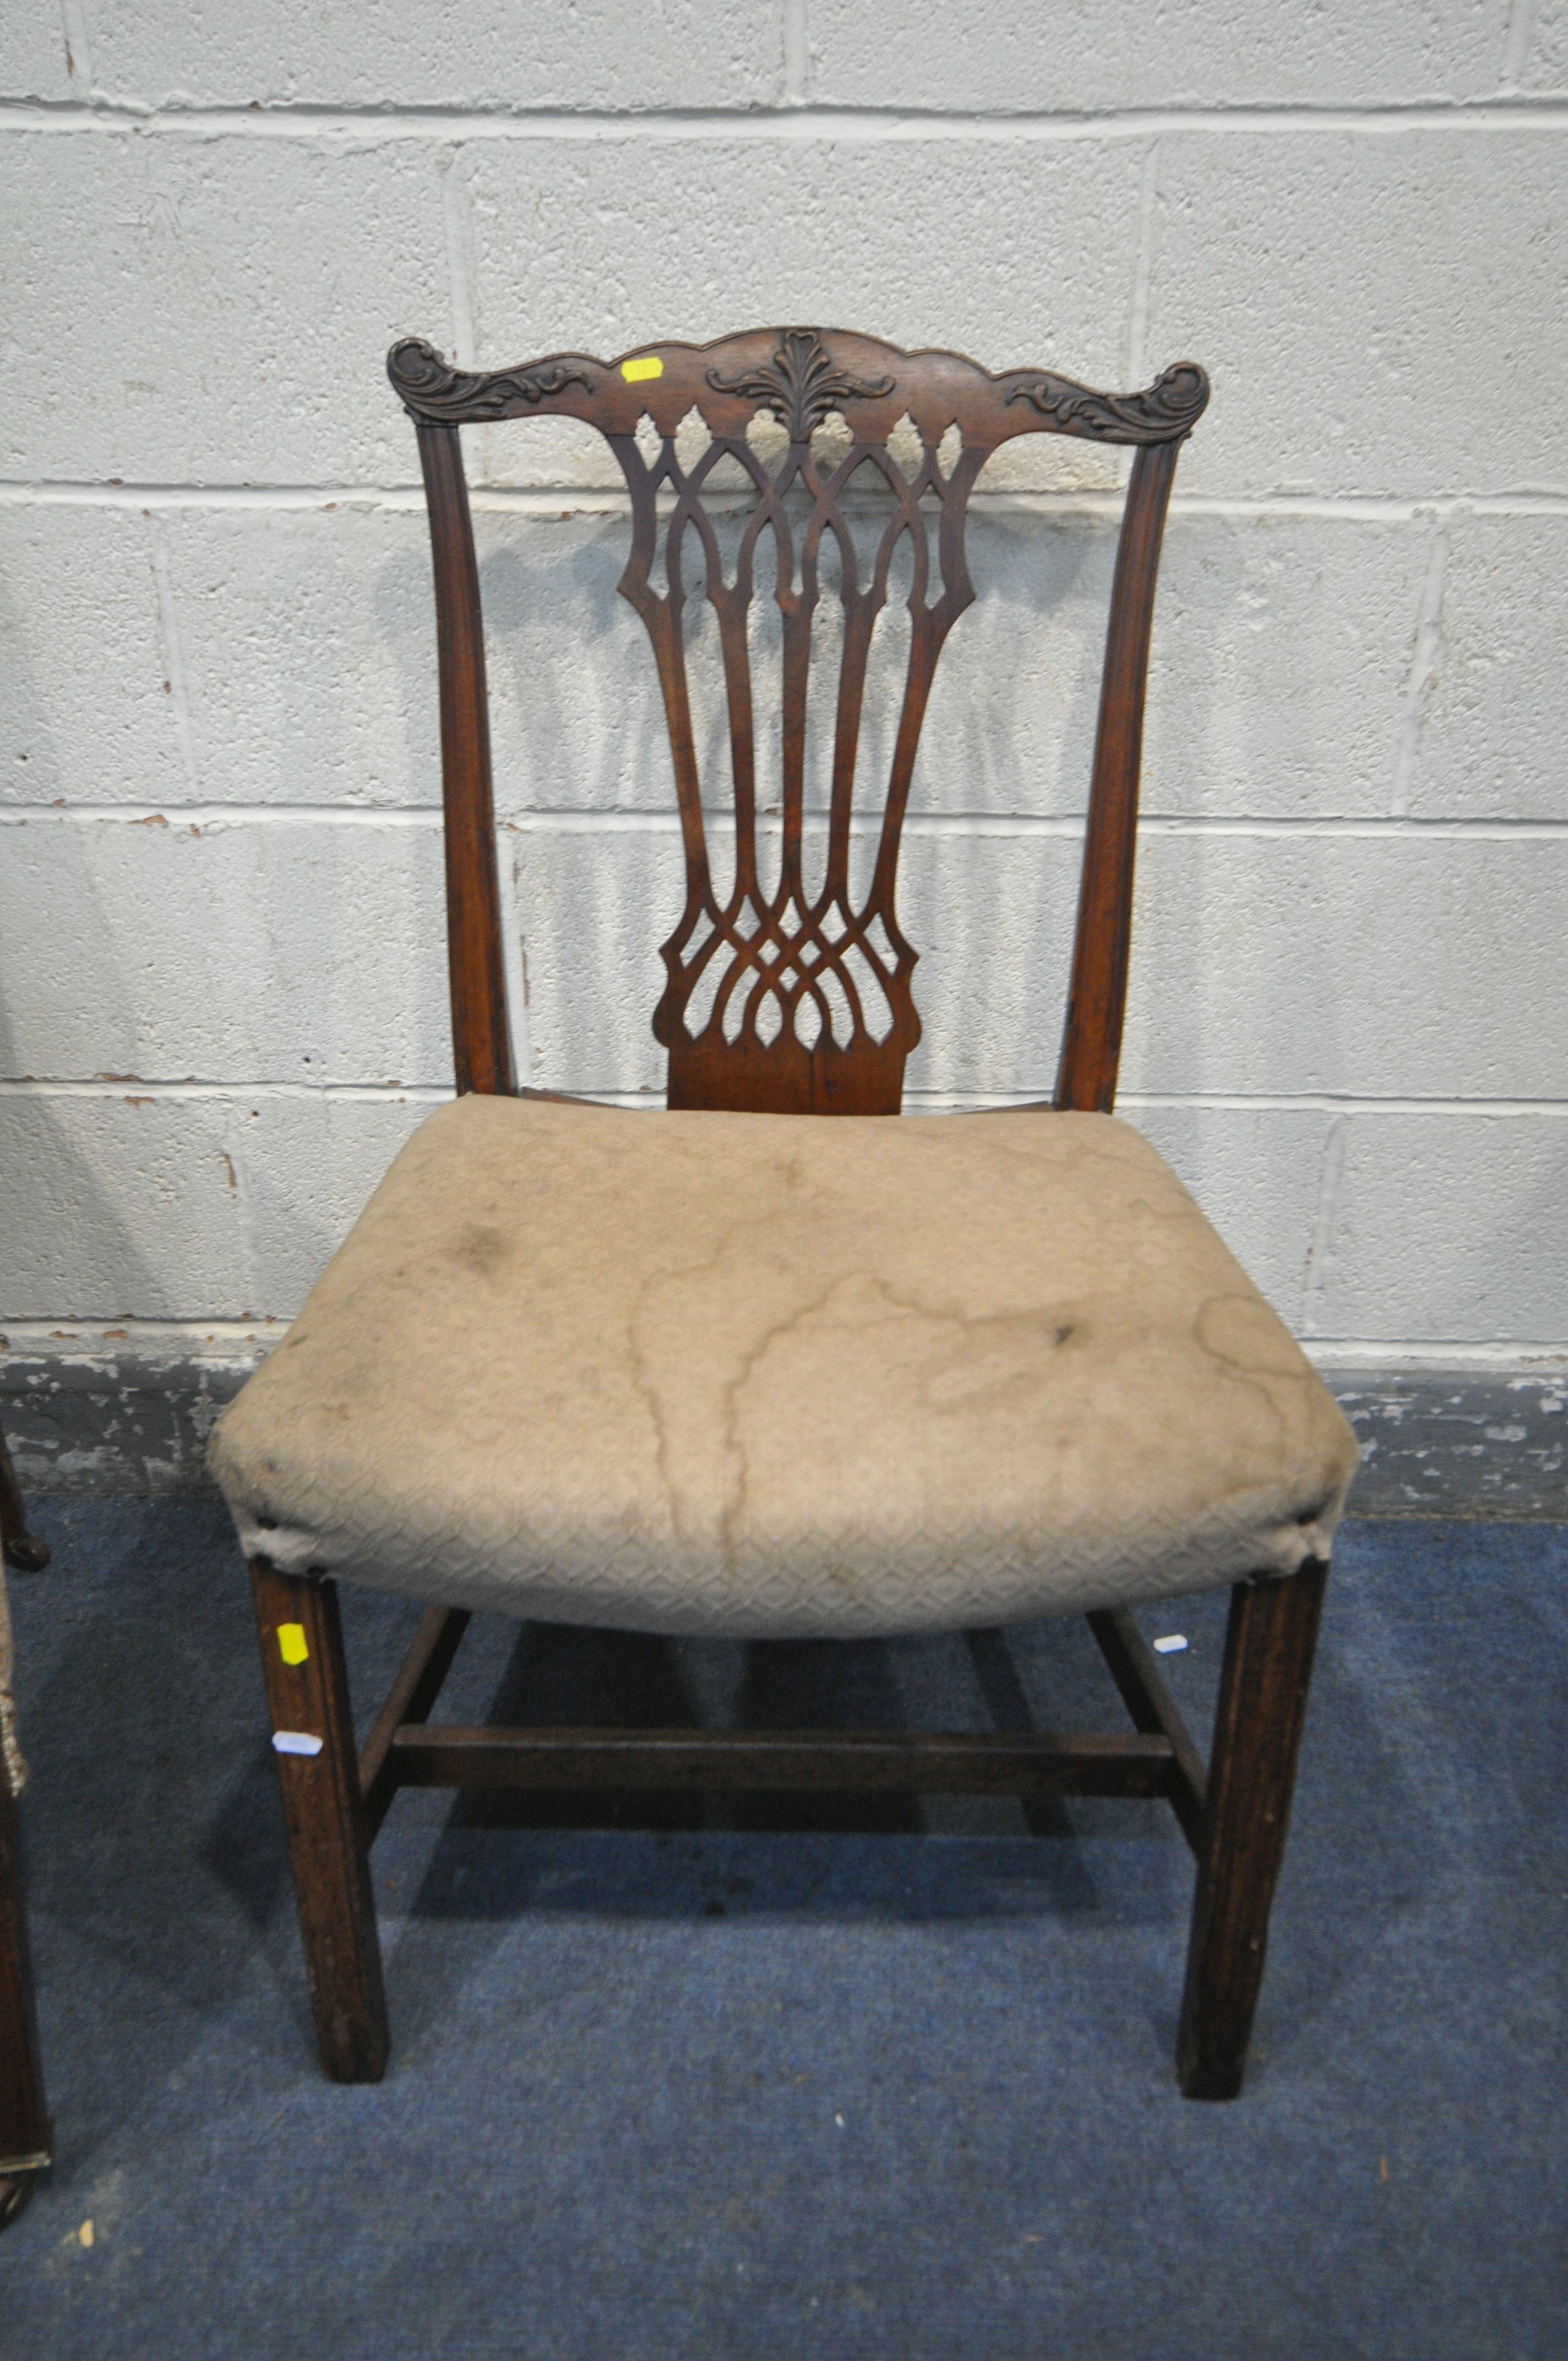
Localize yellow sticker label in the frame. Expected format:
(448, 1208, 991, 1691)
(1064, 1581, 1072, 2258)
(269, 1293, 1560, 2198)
(620, 355, 663, 383)
(277, 1623, 309, 1666)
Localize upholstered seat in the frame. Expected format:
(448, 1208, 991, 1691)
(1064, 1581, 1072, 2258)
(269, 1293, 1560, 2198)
(211, 1094, 1357, 1640)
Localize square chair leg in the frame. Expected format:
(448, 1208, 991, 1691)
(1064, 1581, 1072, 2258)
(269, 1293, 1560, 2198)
(1178, 1558, 1329, 2100)
(251, 1560, 389, 2083)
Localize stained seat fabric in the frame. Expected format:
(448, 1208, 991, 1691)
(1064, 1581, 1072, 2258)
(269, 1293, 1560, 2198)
(209, 1095, 1359, 1639)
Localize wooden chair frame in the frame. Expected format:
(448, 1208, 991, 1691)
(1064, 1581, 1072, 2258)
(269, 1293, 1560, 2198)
(248, 328, 1329, 2099)
(1, 1419, 51, 2226)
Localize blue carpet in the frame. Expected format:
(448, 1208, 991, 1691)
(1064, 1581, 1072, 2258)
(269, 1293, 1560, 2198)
(0, 1503, 1564, 2359)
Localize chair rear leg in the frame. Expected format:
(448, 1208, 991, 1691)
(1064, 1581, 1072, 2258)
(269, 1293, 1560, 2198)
(251, 1559, 389, 2083)
(1178, 1558, 1328, 2100)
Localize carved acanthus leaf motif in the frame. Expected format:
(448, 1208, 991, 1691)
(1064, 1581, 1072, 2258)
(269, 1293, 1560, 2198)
(388, 337, 594, 422)
(1004, 361, 1210, 444)
(705, 329, 896, 443)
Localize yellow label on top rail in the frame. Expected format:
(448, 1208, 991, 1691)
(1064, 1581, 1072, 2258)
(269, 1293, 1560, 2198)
(621, 356, 663, 383)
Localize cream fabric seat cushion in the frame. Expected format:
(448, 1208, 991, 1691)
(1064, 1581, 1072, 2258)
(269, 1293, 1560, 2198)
(210, 1096, 1359, 1639)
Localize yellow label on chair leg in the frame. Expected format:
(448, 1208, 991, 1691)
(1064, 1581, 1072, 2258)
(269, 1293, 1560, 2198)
(277, 1623, 309, 1666)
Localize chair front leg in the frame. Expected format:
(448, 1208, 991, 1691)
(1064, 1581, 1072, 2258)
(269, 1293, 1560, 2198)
(1178, 1557, 1329, 2100)
(251, 1559, 389, 2083)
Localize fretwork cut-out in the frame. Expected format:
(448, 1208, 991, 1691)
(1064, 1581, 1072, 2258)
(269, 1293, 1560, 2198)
(610, 338, 987, 1112)
(389, 325, 1210, 1114)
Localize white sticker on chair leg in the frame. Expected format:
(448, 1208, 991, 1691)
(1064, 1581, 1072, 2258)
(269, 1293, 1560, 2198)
(272, 1731, 325, 1756)
(1152, 1635, 1188, 1655)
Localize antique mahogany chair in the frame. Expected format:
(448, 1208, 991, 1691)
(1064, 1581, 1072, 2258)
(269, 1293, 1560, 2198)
(210, 327, 1358, 2101)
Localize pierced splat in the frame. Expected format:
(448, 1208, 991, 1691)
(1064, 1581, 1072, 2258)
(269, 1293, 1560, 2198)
(389, 325, 1210, 1116)
(605, 359, 986, 1113)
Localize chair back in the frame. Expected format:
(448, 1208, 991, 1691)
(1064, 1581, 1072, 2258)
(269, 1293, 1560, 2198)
(389, 327, 1207, 1114)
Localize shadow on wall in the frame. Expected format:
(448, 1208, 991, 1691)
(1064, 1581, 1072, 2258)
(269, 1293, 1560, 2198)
(374, 484, 1303, 1119)
(0, 557, 172, 1335)
(0, 822, 434, 1335)
(369, 485, 1230, 1103)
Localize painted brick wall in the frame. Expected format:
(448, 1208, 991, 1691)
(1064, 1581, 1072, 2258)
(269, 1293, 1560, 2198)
(1, 2, 1565, 1377)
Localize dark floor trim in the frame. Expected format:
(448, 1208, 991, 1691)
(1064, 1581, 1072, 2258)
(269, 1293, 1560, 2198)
(0, 1347, 252, 1499)
(0, 1345, 1563, 1518)
(1331, 1370, 1565, 1519)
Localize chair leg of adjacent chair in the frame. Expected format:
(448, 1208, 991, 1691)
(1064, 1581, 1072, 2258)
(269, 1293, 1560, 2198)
(1178, 1557, 1329, 2100)
(1, 1413, 51, 2224)
(0, 1424, 50, 1576)
(0, 1770, 51, 2228)
(250, 1559, 389, 2084)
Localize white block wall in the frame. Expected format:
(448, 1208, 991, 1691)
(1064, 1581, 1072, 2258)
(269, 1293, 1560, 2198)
(2, 2, 1566, 1370)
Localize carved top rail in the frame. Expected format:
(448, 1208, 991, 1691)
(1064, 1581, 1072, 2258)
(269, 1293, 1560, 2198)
(389, 327, 1208, 449)
(392, 328, 1208, 1117)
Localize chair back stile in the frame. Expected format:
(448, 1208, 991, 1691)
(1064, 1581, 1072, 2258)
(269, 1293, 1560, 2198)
(389, 329, 1208, 1117)
(1057, 436, 1183, 1113)
(413, 422, 514, 1098)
